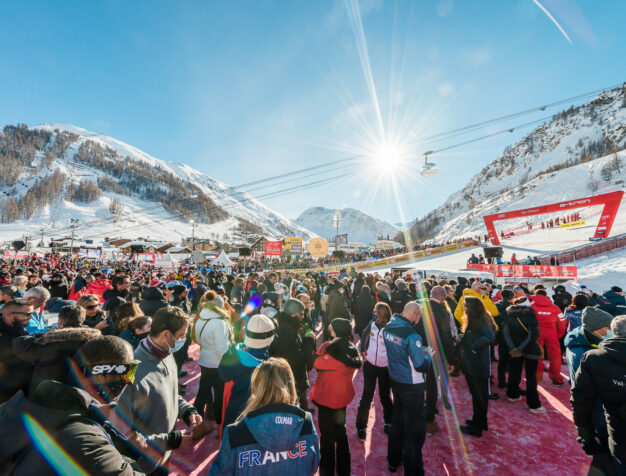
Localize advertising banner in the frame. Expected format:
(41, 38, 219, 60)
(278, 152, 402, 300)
(308, 238, 329, 258)
(560, 220, 586, 229)
(264, 241, 283, 256)
(335, 234, 348, 246)
(3, 250, 29, 258)
(467, 263, 578, 278)
(444, 244, 460, 252)
(484, 190, 623, 245)
(283, 237, 303, 256)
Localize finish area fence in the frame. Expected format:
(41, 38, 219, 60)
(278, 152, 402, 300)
(539, 233, 626, 265)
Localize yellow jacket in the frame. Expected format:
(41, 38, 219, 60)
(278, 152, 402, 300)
(454, 287, 499, 326)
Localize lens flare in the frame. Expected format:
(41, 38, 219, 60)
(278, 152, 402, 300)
(22, 413, 89, 476)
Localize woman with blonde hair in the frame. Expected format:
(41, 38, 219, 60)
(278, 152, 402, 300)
(194, 290, 234, 424)
(210, 357, 320, 475)
(77, 294, 108, 331)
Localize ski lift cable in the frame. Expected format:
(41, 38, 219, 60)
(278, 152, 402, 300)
(21, 83, 623, 241)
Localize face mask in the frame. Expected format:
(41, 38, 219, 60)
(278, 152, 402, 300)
(603, 330, 613, 340)
(167, 332, 186, 353)
(134, 331, 149, 340)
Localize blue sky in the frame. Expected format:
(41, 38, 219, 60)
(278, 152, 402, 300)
(1, 0, 625, 225)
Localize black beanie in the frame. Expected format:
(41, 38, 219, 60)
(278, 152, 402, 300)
(501, 289, 515, 301)
(331, 318, 352, 338)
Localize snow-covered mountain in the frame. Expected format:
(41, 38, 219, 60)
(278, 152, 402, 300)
(409, 84, 626, 242)
(0, 124, 315, 244)
(295, 207, 399, 244)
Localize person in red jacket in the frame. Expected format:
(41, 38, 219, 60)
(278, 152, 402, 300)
(311, 318, 362, 476)
(530, 290, 567, 385)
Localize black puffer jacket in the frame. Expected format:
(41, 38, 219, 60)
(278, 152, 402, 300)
(460, 324, 495, 378)
(572, 337, 626, 463)
(270, 312, 316, 392)
(0, 320, 31, 404)
(103, 288, 130, 317)
(390, 289, 412, 315)
(503, 305, 542, 359)
(47, 274, 69, 300)
(354, 289, 375, 336)
(0, 380, 143, 475)
(428, 299, 455, 362)
(139, 287, 167, 317)
(13, 327, 102, 396)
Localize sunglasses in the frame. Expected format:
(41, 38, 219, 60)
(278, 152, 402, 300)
(86, 304, 100, 310)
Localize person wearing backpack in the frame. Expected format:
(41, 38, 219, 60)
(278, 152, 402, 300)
(194, 290, 234, 424)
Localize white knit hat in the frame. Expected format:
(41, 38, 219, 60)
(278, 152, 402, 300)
(244, 314, 276, 349)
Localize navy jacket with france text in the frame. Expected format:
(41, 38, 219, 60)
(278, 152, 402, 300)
(383, 314, 431, 385)
(209, 403, 320, 476)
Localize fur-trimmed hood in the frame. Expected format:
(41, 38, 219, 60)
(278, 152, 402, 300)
(39, 326, 101, 345)
(199, 304, 230, 320)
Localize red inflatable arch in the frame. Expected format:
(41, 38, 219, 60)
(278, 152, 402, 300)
(484, 190, 624, 245)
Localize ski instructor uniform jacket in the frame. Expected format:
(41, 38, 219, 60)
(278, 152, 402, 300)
(383, 313, 432, 476)
(384, 314, 432, 385)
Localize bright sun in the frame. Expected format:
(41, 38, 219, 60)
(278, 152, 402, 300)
(372, 142, 404, 174)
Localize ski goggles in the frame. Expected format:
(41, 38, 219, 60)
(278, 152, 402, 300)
(86, 360, 140, 384)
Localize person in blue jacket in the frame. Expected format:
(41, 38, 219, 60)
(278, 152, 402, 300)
(564, 293, 589, 332)
(219, 314, 276, 429)
(210, 357, 320, 476)
(600, 286, 626, 316)
(24, 286, 54, 334)
(383, 301, 432, 475)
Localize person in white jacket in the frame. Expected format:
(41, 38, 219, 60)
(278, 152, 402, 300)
(194, 290, 233, 424)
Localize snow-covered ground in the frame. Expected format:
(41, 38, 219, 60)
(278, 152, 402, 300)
(371, 214, 626, 288)
(564, 247, 626, 294)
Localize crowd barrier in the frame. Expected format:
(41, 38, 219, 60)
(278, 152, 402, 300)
(538, 233, 626, 266)
(275, 240, 479, 274)
(467, 263, 578, 278)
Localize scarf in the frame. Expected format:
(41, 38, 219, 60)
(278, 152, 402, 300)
(143, 335, 169, 360)
(324, 337, 362, 369)
(246, 346, 269, 360)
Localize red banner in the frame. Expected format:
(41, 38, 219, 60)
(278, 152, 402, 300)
(3, 250, 29, 258)
(264, 241, 283, 256)
(483, 190, 623, 245)
(467, 263, 577, 278)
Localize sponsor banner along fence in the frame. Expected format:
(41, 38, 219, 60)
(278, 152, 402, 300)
(560, 220, 586, 229)
(467, 263, 578, 278)
(279, 240, 478, 274)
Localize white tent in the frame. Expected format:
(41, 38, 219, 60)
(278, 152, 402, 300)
(154, 253, 181, 270)
(213, 250, 235, 267)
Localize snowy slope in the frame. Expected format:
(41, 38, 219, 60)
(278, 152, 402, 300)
(0, 124, 315, 244)
(564, 247, 626, 294)
(436, 150, 626, 242)
(295, 207, 399, 244)
(411, 85, 626, 242)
